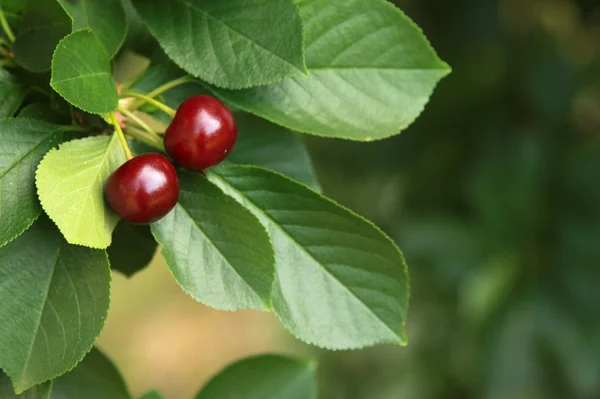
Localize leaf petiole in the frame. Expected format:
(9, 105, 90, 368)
(122, 91, 176, 118)
(118, 106, 162, 139)
(0, 8, 15, 43)
(125, 126, 165, 152)
(130, 75, 194, 110)
(109, 112, 133, 160)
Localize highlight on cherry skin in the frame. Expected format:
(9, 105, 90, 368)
(164, 95, 238, 171)
(105, 153, 180, 224)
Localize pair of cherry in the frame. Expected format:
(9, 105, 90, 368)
(105, 95, 237, 224)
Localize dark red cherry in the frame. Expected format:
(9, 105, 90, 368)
(164, 95, 237, 170)
(105, 153, 179, 224)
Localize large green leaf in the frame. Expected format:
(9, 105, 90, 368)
(0, 218, 111, 393)
(196, 355, 316, 399)
(208, 166, 409, 349)
(108, 222, 157, 277)
(151, 172, 275, 311)
(131, 0, 307, 89)
(0, 370, 51, 399)
(50, 348, 129, 399)
(57, 0, 127, 57)
(0, 70, 26, 118)
(1, 0, 27, 14)
(0, 118, 63, 248)
(36, 134, 127, 249)
(51, 30, 119, 114)
(229, 113, 321, 191)
(206, 0, 450, 140)
(13, 0, 71, 72)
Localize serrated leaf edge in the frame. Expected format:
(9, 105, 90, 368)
(49, 29, 119, 116)
(10, 249, 112, 394)
(35, 135, 122, 250)
(199, 0, 452, 141)
(0, 117, 64, 249)
(207, 164, 410, 350)
(133, 0, 308, 90)
(56, 0, 128, 58)
(150, 176, 276, 312)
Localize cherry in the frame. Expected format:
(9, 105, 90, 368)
(105, 153, 179, 224)
(164, 95, 237, 171)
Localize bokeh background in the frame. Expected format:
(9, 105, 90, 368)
(99, 0, 600, 398)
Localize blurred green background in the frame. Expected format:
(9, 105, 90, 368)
(99, 0, 600, 398)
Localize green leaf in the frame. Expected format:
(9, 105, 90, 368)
(13, 0, 71, 72)
(0, 370, 51, 399)
(0, 118, 63, 248)
(57, 0, 127, 57)
(1, 0, 27, 14)
(229, 113, 321, 191)
(151, 172, 275, 311)
(18, 104, 70, 125)
(206, 0, 451, 140)
(139, 391, 164, 399)
(108, 222, 157, 277)
(0, 70, 25, 118)
(51, 30, 119, 115)
(36, 134, 127, 249)
(0, 217, 111, 393)
(208, 165, 409, 349)
(128, 63, 185, 95)
(131, 0, 307, 89)
(196, 355, 316, 399)
(50, 348, 129, 399)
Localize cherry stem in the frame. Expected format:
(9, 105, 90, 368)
(0, 9, 15, 43)
(118, 106, 163, 139)
(129, 75, 194, 110)
(126, 126, 166, 152)
(109, 112, 134, 160)
(121, 91, 176, 118)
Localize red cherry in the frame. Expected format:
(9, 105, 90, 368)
(105, 153, 179, 224)
(164, 95, 237, 170)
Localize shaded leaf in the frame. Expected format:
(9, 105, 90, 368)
(0, 70, 26, 118)
(51, 30, 119, 115)
(151, 172, 275, 311)
(108, 222, 157, 277)
(0, 118, 63, 247)
(13, 0, 71, 72)
(208, 165, 409, 349)
(131, 0, 307, 89)
(229, 113, 321, 191)
(36, 134, 127, 249)
(57, 0, 127, 57)
(18, 104, 71, 125)
(0, 370, 51, 399)
(206, 0, 450, 140)
(0, 217, 111, 393)
(50, 348, 129, 399)
(196, 355, 316, 399)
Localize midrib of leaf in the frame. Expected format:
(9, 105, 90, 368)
(208, 170, 403, 341)
(0, 131, 58, 180)
(45, 135, 120, 247)
(53, 72, 110, 85)
(19, 244, 61, 389)
(167, 201, 267, 306)
(268, 365, 315, 398)
(307, 66, 448, 72)
(174, 0, 305, 72)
